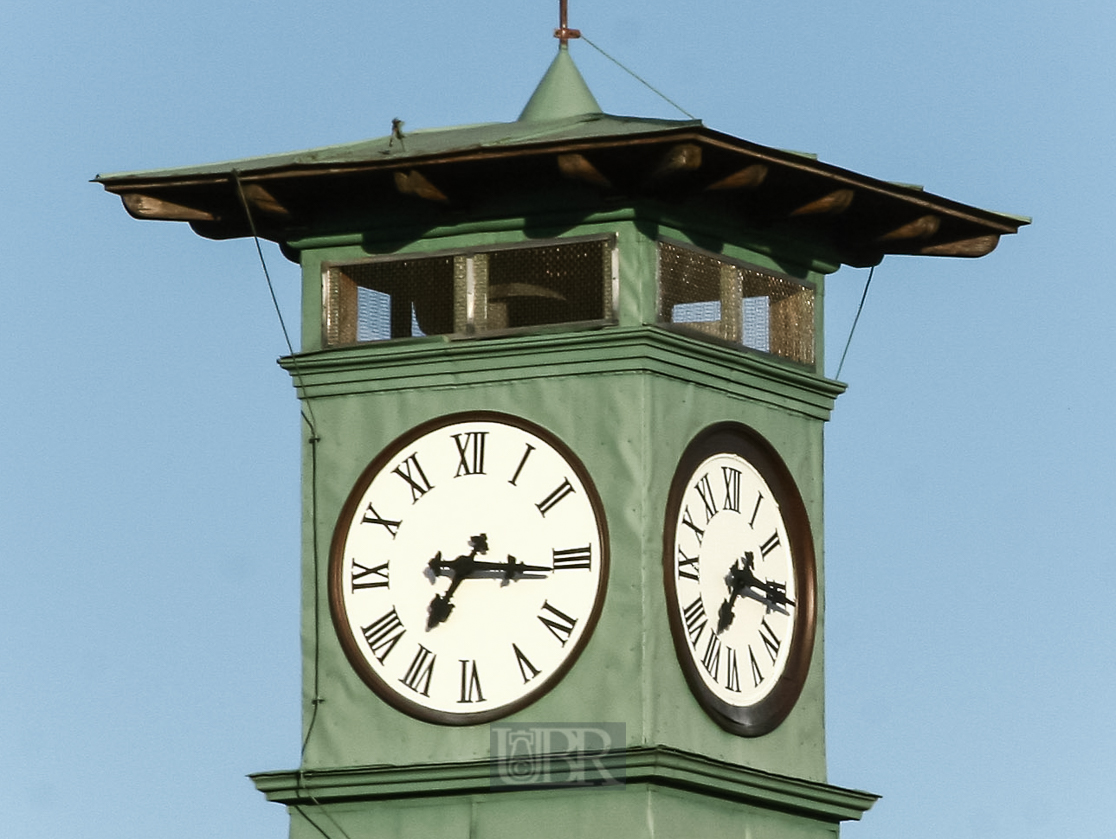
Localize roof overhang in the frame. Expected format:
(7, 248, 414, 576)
(95, 113, 1027, 268)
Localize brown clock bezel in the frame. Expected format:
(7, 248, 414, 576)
(328, 410, 610, 726)
(662, 422, 817, 737)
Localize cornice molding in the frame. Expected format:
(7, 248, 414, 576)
(251, 746, 877, 823)
(278, 327, 846, 420)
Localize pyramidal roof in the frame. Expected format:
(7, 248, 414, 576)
(95, 40, 1026, 266)
(95, 45, 690, 183)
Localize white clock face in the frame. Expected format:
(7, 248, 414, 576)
(664, 425, 816, 736)
(329, 413, 608, 724)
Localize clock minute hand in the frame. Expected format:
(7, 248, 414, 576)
(463, 555, 551, 581)
(736, 577, 795, 617)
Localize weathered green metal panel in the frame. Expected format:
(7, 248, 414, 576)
(286, 346, 834, 763)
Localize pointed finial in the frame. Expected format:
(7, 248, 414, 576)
(555, 0, 581, 45)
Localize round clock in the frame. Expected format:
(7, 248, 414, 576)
(329, 412, 609, 725)
(662, 423, 816, 736)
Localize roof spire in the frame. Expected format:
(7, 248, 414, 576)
(555, 0, 580, 46)
(518, 2, 600, 122)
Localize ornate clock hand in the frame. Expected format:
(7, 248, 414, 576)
(426, 534, 487, 629)
(753, 579, 795, 615)
(454, 558, 550, 574)
(466, 555, 552, 580)
(732, 577, 795, 618)
(427, 563, 470, 628)
(427, 590, 455, 628)
(502, 553, 549, 580)
(717, 552, 759, 633)
(426, 538, 555, 628)
(717, 553, 795, 628)
(717, 596, 738, 634)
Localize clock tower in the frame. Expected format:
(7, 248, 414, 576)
(98, 17, 1025, 839)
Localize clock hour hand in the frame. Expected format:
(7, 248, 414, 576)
(427, 558, 472, 629)
(426, 533, 488, 629)
(717, 552, 757, 632)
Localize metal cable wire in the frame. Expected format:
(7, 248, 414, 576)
(233, 174, 349, 838)
(579, 35, 697, 120)
(835, 265, 875, 380)
(231, 171, 319, 437)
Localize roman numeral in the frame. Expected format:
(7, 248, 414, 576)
(725, 647, 741, 692)
(677, 548, 700, 581)
(748, 492, 764, 529)
(749, 646, 764, 687)
(701, 632, 721, 680)
(695, 473, 717, 521)
(361, 504, 401, 538)
(682, 596, 707, 648)
(458, 659, 485, 704)
(758, 617, 781, 663)
(361, 608, 405, 664)
(760, 532, 781, 557)
(509, 443, 535, 486)
(400, 645, 436, 696)
(552, 545, 592, 571)
(351, 560, 389, 590)
(452, 431, 487, 477)
(681, 507, 705, 545)
(538, 601, 577, 646)
(536, 478, 575, 517)
(393, 453, 434, 503)
(512, 644, 540, 683)
(722, 467, 741, 513)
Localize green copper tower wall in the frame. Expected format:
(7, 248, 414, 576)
(247, 204, 871, 838)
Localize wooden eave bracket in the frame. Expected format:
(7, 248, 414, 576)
(645, 143, 702, 188)
(789, 189, 855, 217)
(121, 193, 216, 222)
(394, 169, 450, 204)
(557, 153, 612, 189)
(847, 232, 1001, 265)
(705, 163, 769, 191)
(240, 183, 292, 219)
(877, 214, 941, 242)
(918, 234, 1000, 257)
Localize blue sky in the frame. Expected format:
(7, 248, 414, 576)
(2, 2, 1112, 838)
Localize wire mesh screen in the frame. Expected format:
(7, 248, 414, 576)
(658, 241, 815, 365)
(324, 238, 613, 346)
(741, 265, 814, 364)
(483, 239, 610, 331)
(326, 255, 456, 345)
